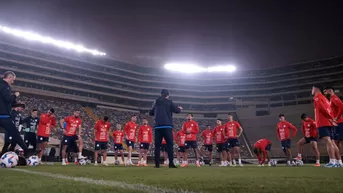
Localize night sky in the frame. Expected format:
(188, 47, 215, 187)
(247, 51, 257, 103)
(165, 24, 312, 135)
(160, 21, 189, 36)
(0, 0, 342, 70)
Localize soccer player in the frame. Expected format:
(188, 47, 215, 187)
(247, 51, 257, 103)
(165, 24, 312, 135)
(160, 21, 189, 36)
(295, 113, 320, 166)
(323, 86, 343, 166)
(124, 115, 138, 166)
(276, 114, 297, 166)
(254, 138, 272, 166)
(324, 87, 343, 151)
(137, 119, 152, 166)
(224, 113, 244, 166)
(112, 123, 125, 165)
(201, 125, 214, 165)
(94, 116, 111, 166)
(37, 108, 56, 164)
(60, 110, 83, 165)
(213, 119, 227, 166)
(312, 85, 341, 167)
(182, 113, 201, 167)
(176, 129, 186, 166)
(22, 109, 39, 151)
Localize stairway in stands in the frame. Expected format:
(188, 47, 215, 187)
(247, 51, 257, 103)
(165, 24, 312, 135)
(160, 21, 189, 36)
(232, 113, 254, 158)
(83, 106, 128, 150)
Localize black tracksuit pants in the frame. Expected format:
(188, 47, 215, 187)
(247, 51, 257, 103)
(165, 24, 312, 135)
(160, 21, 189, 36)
(154, 128, 174, 166)
(0, 118, 28, 155)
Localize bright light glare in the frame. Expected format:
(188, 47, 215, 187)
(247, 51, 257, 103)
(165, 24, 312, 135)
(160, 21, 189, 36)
(164, 63, 236, 73)
(0, 24, 106, 56)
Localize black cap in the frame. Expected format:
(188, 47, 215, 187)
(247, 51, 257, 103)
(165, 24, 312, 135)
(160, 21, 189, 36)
(12, 103, 25, 109)
(301, 113, 307, 120)
(161, 89, 169, 97)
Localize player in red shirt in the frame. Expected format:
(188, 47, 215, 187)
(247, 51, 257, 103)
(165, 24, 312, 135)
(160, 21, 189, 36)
(224, 114, 244, 166)
(124, 115, 138, 166)
(200, 125, 214, 166)
(93, 116, 111, 166)
(295, 114, 320, 166)
(37, 108, 56, 163)
(182, 113, 201, 167)
(324, 86, 343, 166)
(176, 129, 186, 166)
(161, 130, 175, 166)
(137, 119, 152, 167)
(313, 85, 340, 167)
(60, 110, 83, 165)
(276, 114, 297, 166)
(213, 119, 228, 166)
(112, 123, 125, 165)
(254, 138, 272, 166)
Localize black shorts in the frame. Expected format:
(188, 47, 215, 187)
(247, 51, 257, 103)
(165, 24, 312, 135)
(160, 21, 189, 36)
(140, 143, 150, 150)
(265, 144, 272, 151)
(37, 136, 49, 143)
(185, 141, 198, 149)
(62, 135, 78, 153)
(178, 146, 185, 153)
(95, 141, 108, 151)
(281, 139, 291, 150)
(203, 144, 213, 152)
(227, 138, 240, 148)
(333, 123, 343, 141)
(125, 140, 135, 148)
(304, 137, 317, 144)
(24, 132, 37, 146)
(317, 126, 332, 138)
(161, 144, 167, 152)
(216, 143, 226, 152)
(114, 144, 123, 151)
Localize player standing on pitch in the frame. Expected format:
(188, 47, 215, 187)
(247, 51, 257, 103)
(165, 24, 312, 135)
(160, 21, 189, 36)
(176, 128, 186, 166)
(213, 119, 228, 167)
(37, 108, 56, 164)
(295, 113, 320, 166)
(124, 115, 138, 166)
(224, 114, 244, 167)
(182, 113, 201, 167)
(137, 118, 152, 167)
(94, 116, 111, 166)
(22, 109, 39, 151)
(112, 123, 125, 165)
(200, 125, 214, 165)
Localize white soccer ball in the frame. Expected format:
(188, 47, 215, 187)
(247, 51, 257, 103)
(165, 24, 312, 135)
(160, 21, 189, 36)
(115, 160, 120, 165)
(79, 158, 87, 165)
(200, 161, 205, 166)
(27, 156, 39, 166)
(0, 152, 19, 168)
(296, 160, 304, 166)
(270, 160, 277, 167)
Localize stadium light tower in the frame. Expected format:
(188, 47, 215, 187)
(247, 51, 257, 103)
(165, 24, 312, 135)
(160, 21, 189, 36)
(0, 24, 106, 56)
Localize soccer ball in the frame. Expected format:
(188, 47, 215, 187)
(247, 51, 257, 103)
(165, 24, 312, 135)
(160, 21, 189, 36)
(27, 155, 39, 166)
(114, 160, 120, 165)
(0, 152, 19, 168)
(295, 160, 304, 166)
(200, 161, 205, 166)
(270, 160, 277, 167)
(79, 158, 87, 165)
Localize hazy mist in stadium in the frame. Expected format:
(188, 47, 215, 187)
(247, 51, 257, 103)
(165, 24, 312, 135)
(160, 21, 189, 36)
(0, 0, 342, 69)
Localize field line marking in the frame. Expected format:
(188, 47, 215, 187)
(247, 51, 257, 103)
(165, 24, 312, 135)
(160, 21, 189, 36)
(12, 168, 200, 193)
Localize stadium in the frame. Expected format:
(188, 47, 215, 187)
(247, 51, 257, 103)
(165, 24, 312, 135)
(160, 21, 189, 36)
(0, 3, 343, 193)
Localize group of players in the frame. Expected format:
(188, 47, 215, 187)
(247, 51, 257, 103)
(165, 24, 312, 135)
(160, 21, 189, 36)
(254, 85, 343, 167)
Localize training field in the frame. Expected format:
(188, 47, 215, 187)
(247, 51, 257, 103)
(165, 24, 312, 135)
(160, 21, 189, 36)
(1, 165, 342, 193)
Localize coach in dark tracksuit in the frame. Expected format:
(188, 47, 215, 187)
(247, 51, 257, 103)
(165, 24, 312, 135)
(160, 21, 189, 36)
(149, 89, 182, 168)
(0, 71, 28, 156)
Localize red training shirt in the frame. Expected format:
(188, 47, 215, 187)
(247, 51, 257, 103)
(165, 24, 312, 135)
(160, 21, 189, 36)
(112, 130, 124, 144)
(124, 121, 138, 142)
(176, 130, 186, 147)
(254, 138, 272, 164)
(64, 116, 82, 136)
(301, 118, 318, 138)
(330, 94, 343, 123)
(182, 120, 199, 141)
(138, 125, 153, 143)
(201, 129, 214, 145)
(276, 121, 297, 141)
(313, 93, 334, 128)
(94, 120, 111, 142)
(224, 121, 241, 139)
(213, 125, 225, 144)
(37, 113, 56, 137)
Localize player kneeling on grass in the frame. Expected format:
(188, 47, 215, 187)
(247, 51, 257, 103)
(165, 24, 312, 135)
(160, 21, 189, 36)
(137, 119, 152, 167)
(296, 114, 320, 166)
(112, 124, 125, 165)
(94, 116, 111, 166)
(254, 138, 272, 166)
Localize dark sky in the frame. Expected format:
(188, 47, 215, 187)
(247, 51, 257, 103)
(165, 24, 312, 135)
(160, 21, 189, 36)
(0, 0, 342, 69)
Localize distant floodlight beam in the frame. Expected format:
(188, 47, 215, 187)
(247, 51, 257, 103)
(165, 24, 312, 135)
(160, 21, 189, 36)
(164, 63, 236, 73)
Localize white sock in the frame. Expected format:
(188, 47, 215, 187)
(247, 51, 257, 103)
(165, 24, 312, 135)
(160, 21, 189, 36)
(38, 158, 41, 162)
(233, 160, 236, 165)
(62, 158, 66, 163)
(316, 160, 320, 164)
(338, 160, 342, 165)
(78, 152, 82, 157)
(238, 159, 242, 164)
(164, 160, 167, 164)
(74, 157, 78, 162)
(298, 153, 301, 157)
(196, 160, 200, 164)
(330, 159, 336, 164)
(221, 161, 224, 165)
(287, 161, 291, 165)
